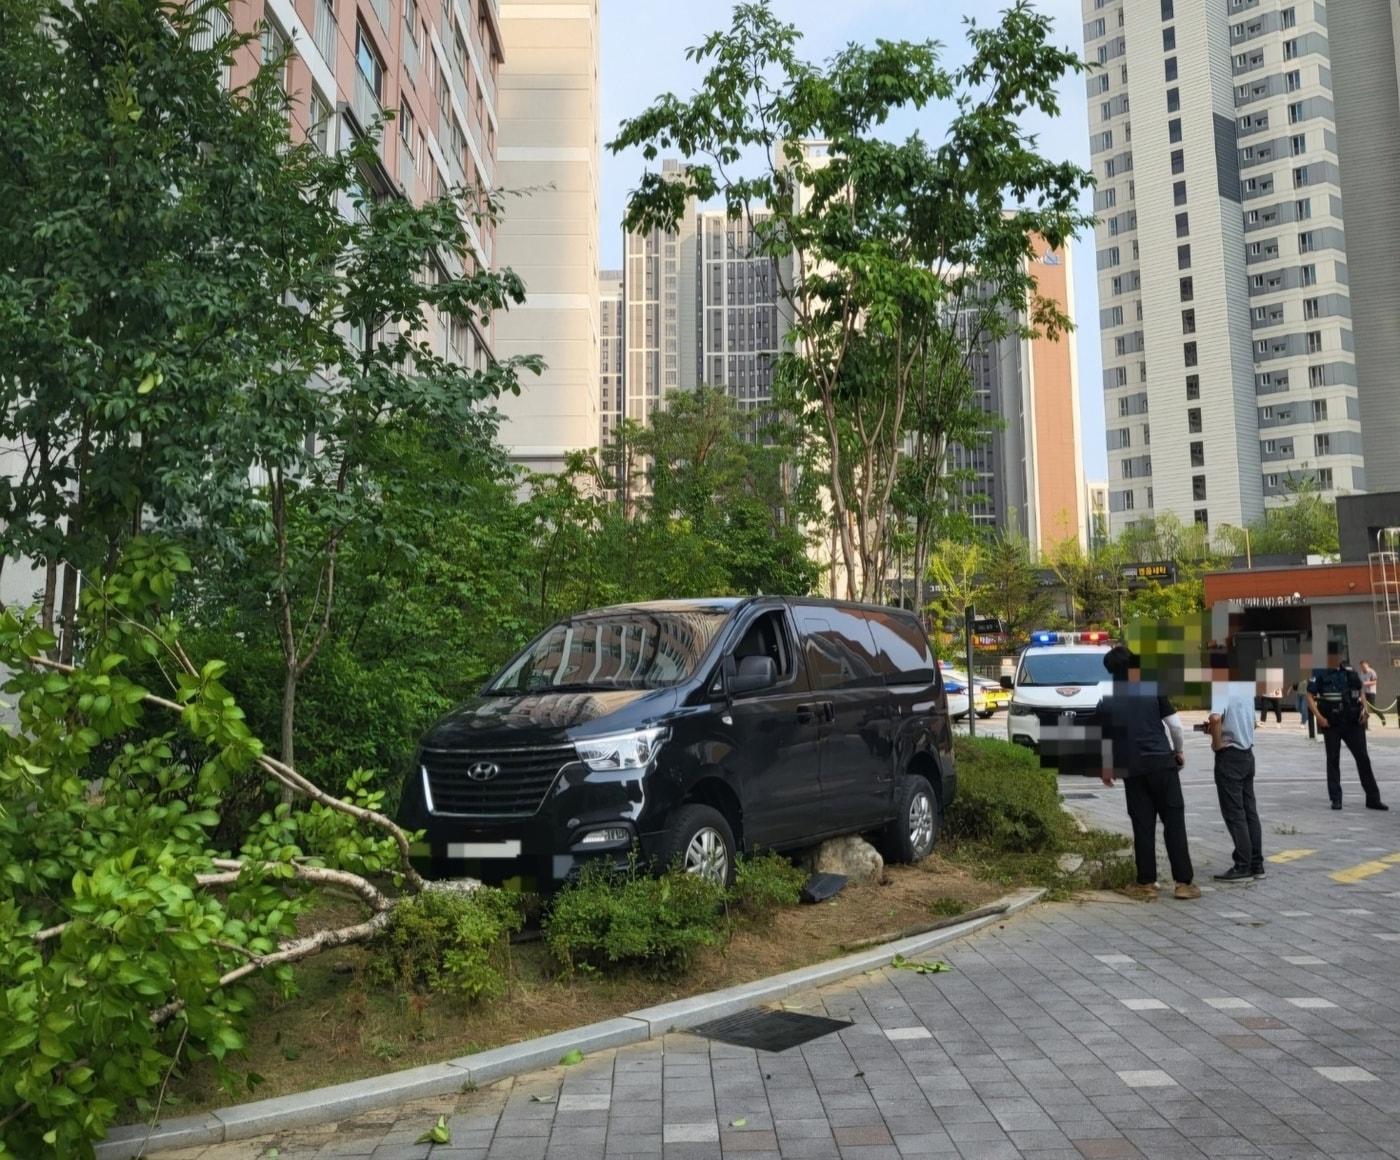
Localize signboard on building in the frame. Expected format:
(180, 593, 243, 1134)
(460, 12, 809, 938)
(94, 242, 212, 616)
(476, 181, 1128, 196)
(1120, 560, 1176, 588)
(1229, 594, 1306, 609)
(972, 617, 1002, 636)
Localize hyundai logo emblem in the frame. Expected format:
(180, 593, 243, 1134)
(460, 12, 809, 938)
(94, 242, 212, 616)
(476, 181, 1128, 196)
(467, 761, 501, 782)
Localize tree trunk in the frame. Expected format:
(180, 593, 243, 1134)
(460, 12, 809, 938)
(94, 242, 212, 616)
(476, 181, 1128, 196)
(57, 560, 80, 665)
(40, 556, 58, 638)
(280, 665, 297, 805)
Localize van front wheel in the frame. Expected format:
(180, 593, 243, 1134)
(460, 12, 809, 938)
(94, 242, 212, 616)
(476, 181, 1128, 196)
(881, 775, 940, 864)
(656, 804, 736, 888)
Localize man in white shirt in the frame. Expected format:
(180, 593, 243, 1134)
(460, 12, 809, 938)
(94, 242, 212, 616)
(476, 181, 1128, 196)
(1207, 652, 1264, 882)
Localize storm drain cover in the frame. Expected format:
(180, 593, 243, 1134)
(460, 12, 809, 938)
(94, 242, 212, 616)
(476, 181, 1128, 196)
(688, 1008, 852, 1053)
(1060, 792, 1099, 800)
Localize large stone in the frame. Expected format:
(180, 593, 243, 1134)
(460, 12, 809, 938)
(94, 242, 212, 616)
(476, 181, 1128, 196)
(805, 835, 884, 885)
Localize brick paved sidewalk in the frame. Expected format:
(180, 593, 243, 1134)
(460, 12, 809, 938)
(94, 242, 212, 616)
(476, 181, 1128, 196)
(154, 724, 1400, 1160)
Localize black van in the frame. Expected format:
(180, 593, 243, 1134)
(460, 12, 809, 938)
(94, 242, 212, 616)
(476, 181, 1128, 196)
(398, 597, 955, 891)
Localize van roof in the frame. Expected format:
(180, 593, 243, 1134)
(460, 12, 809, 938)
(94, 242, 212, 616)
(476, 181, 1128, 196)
(577, 597, 921, 618)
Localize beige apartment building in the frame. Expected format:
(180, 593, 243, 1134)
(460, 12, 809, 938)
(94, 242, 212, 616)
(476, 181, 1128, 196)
(491, 0, 602, 473)
(599, 269, 623, 447)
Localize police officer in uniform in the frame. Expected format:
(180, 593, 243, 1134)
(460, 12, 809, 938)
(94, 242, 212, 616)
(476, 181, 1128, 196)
(1306, 643, 1388, 811)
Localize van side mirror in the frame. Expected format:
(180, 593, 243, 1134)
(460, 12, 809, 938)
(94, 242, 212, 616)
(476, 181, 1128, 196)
(999, 675, 1013, 690)
(730, 655, 777, 695)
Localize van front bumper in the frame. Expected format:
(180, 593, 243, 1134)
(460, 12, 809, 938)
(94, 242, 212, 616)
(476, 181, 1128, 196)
(398, 756, 665, 892)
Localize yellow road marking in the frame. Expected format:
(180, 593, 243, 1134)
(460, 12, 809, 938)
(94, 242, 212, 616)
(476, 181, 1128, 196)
(1330, 853, 1400, 884)
(1267, 849, 1317, 864)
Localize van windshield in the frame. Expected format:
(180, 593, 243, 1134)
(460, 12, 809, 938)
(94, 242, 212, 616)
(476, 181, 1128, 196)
(487, 611, 730, 694)
(1017, 651, 1108, 688)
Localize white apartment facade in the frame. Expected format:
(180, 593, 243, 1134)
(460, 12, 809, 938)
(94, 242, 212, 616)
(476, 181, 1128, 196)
(1084, 0, 1362, 537)
(696, 210, 782, 416)
(1330, 0, 1400, 495)
(491, 0, 601, 472)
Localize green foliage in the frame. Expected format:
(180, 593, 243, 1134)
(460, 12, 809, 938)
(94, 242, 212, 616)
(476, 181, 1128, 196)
(0, 548, 305, 1157)
(730, 853, 806, 916)
(943, 737, 1074, 853)
(928, 897, 970, 918)
(367, 888, 523, 1004)
(1217, 478, 1340, 560)
(544, 865, 728, 978)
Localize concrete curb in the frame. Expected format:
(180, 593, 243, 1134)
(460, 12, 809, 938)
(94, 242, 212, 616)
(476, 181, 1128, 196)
(96, 886, 1043, 1158)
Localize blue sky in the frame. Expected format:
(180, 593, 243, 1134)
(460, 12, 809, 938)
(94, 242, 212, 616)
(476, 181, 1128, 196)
(597, 0, 1108, 481)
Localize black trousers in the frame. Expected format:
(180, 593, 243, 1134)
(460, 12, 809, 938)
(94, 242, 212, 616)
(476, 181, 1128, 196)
(1323, 720, 1382, 806)
(1259, 698, 1282, 723)
(1214, 746, 1263, 873)
(1123, 766, 1193, 886)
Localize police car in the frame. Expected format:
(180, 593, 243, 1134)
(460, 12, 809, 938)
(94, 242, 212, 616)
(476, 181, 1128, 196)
(1004, 631, 1114, 769)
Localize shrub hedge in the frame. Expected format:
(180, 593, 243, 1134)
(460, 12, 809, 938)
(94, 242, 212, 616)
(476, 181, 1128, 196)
(943, 735, 1075, 853)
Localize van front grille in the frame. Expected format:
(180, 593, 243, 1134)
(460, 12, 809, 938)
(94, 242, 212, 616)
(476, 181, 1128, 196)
(421, 744, 575, 819)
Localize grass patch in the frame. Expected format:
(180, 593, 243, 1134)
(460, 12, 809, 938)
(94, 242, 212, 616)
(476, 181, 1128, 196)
(928, 896, 971, 918)
(942, 736, 1132, 899)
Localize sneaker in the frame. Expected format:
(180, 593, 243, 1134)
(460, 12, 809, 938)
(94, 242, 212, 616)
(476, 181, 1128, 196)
(1331, 801, 1343, 810)
(1366, 801, 1390, 811)
(1174, 882, 1202, 900)
(1124, 883, 1159, 901)
(1213, 867, 1254, 882)
(1252, 867, 1267, 879)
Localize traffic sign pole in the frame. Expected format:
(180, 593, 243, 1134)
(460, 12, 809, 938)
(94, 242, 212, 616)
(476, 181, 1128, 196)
(965, 605, 976, 738)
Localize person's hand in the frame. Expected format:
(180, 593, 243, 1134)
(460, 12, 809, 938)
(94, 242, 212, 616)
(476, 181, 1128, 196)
(1100, 768, 1116, 787)
(1208, 713, 1222, 725)
(1174, 751, 1186, 767)
(1317, 716, 1329, 730)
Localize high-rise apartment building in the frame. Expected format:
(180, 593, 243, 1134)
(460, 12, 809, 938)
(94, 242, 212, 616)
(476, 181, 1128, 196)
(599, 269, 623, 446)
(622, 160, 699, 425)
(1084, 0, 1361, 537)
(1331, 1, 1400, 494)
(946, 241, 1088, 552)
(226, 0, 502, 365)
(696, 211, 782, 414)
(491, 0, 601, 472)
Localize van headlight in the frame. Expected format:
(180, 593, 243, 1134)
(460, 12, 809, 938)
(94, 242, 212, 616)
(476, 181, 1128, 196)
(574, 726, 670, 772)
(1009, 702, 1037, 718)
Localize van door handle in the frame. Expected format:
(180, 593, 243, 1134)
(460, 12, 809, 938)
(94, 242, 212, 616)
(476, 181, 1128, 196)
(821, 701, 836, 723)
(796, 703, 819, 724)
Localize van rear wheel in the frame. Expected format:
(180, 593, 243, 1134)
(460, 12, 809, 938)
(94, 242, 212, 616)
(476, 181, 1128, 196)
(881, 775, 940, 864)
(656, 804, 736, 888)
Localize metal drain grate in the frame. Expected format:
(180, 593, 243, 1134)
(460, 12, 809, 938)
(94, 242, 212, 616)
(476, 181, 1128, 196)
(688, 1008, 852, 1053)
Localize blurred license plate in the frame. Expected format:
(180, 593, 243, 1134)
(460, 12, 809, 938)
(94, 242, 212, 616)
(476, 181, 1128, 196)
(447, 841, 522, 859)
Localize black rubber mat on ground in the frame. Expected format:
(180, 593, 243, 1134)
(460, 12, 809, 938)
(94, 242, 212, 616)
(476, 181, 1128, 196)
(688, 1008, 852, 1053)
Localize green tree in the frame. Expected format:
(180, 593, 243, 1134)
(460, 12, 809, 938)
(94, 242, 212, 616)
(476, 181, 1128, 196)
(980, 533, 1053, 648)
(611, 0, 1092, 599)
(926, 539, 988, 635)
(1217, 478, 1340, 560)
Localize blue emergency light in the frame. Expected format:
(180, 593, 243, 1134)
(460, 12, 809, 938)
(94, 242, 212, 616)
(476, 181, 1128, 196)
(1030, 631, 1058, 646)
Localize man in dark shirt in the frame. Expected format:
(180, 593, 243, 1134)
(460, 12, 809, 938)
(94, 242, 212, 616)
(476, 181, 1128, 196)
(1306, 644, 1387, 811)
(1098, 645, 1199, 900)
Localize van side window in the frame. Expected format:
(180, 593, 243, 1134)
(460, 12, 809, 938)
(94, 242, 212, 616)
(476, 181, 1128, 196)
(866, 612, 937, 684)
(731, 610, 794, 681)
(797, 610, 883, 690)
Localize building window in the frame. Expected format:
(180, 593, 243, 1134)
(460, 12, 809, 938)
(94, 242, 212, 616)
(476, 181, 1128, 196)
(1304, 297, 1320, 320)
(1173, 180, 1187, 206)
(1188, 408, 1202, 433)
(1180, 277, 1194, 302)
(1195, 509, 1209, 527)
(1171, 149, 1185, 175)
(1296, 198, 1312, 220)
(1288, 101, 1304, 124)
(1163, 27, 1176, 51)
(356, 24, 384, 100)
(1161, 0, 1174, 17)
(1175, 211, 1190, 238)
(1190, 441, 1205, 468)
(1312, 399, 1328, 422)
(1307, 330, 1322, 353)
(1293, 166, 1310, 188)
(1284, 38, 1299, 60)
(1186, 374, 1200, 400)
(1178, 243, 1191, 270)
(1291, 133, 1307, 156)
(1317, 468, 1333, 489)
(1183, 341, 1198, 367)
(1309, 364, 1326, 388)
(1286, 69, 1302, 92)
(1182, 309, 1196, 335)
(1124, 490, 1136, 512)
(1193, 476, 1207, 502)
(309, 88, 332, 153)
(1167, 88, 1180, 113)
(1315, 433, 1331, 456)
(1165, 57, 1178, 82)
(1281, 6, 1296, 28)
(1169, 118, 1183, 144)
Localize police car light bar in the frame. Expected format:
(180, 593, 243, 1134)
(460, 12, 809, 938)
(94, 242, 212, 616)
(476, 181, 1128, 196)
(1028, 630, 1112, 646)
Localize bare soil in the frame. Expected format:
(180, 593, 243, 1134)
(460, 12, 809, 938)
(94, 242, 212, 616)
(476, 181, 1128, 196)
(166, 855, 1000, 1113)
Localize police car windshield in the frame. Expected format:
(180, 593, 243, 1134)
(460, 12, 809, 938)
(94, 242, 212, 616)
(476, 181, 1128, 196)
(1018, 652, 1107, 687)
